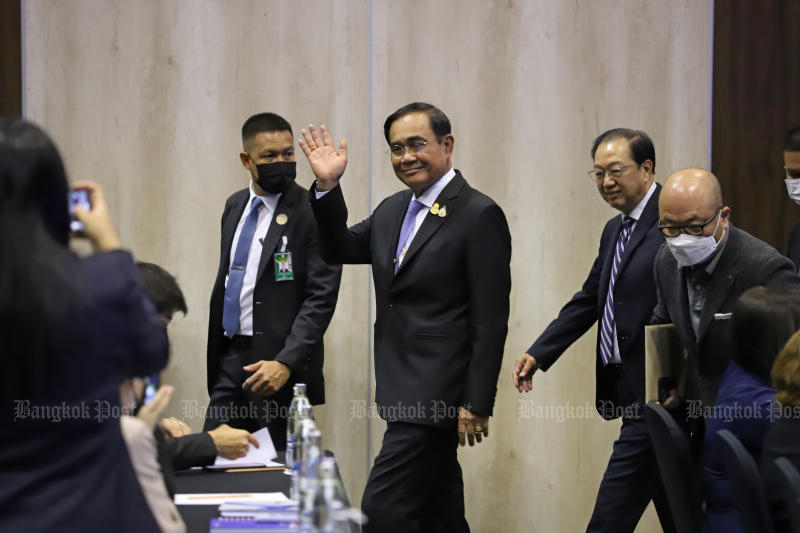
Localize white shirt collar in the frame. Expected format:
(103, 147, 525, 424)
(624, 181, 657, 222)
(414, 168, 456, 208)
(248, 182, 281, 213)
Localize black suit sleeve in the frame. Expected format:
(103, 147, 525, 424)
(649, 244, 673, 325)
(462, 204, 512, 416)
(308, 184, 373, 264)
(525, 240, 604, 371)
(83, 250, 169, 379)
(274, 218, 343, 374)
(763, 252, 800, 289)
(165, 432, 217, 471)
(787, 220, 800, 267)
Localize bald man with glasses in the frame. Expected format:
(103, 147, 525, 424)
(651, 168, 800, 415)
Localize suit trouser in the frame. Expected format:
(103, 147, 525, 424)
(203, 345, 291, 451)
(587, 365, 676, 533)
(361, 421, 469, 533)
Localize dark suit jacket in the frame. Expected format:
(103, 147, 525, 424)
(527, 185, 664, 419)
(703, 362, 776, 533)
(651, 225, 800, 406)
(165, 432, 216, 471)
(787, 219, 800, 270)
(0, 250, 169, 533)
(309, 171, 511, 427)
(207, 181, 342, 405)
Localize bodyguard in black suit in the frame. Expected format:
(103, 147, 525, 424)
(204, 113, 341, 450)
(299, 103, 511, 533)
(513, 130, 674, 533)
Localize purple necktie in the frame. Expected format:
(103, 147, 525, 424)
(394, 200, 426, 274)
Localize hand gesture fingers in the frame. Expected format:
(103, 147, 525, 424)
(136, 385, 174, 430)
(298, 124, 347, 189)
(299, 128, 317, 157)
(309, 124, 325, 148)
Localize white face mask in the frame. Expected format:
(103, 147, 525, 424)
(785, 179, 800, 206)
(665, 214, 724, 267)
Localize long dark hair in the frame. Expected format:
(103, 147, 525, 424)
(733, 286, 800, 381)
(0, 119, 80, 400)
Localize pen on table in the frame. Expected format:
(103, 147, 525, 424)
(224, 466, 284, 473)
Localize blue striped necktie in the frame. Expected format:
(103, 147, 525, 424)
(600, 216, 634, 365)
(222, 197, 263, 338)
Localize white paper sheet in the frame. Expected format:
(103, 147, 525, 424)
(210, 427, 277, 468)
(174, 492, 291, 506)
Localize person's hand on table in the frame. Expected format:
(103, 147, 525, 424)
(160, 416, 192, 438)
(207, 424, 259, 459)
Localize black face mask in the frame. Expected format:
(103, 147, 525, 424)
(253, 161, 296, 194)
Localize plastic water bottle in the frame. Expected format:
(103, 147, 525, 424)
(285, 383, 311, 475)
(299, 429, 322, 529)
(312, 457, 348, 532)
(291, 404, 316, 501)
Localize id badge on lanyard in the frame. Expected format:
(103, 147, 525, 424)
(274, 235, 293, 281)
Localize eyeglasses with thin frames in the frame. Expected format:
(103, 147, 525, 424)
(389, 139, 431, 158)
(588, 164, 634, 183)
(657, 207, 721, 237)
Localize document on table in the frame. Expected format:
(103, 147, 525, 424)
(175, 492, 291, 506)
(206, 427, 280, 469)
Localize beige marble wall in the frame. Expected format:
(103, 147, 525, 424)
(24, 0, 710, 531)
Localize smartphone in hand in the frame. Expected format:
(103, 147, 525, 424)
(68, 189, 91, 232)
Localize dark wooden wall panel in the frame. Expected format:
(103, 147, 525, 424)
(712, 0, 800, 252)
(0, 0, 22, 118)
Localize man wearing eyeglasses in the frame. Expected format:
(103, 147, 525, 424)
(513, 129, 675, 533)
(782, 125, 800, 269)
(651, 168, 799, 412)
(300, 102, 511, 533)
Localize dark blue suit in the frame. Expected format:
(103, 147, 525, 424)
(703, 361, 776, 533)
(527, 185, 674, 533)
(0, 250, 169, 533)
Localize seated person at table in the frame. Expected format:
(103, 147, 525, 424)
(703, 286, 800, 533)
(120, 385, 186, 533)
(763, 328, 800, 533)
(0, 119, 168, 533)
(132, 262, 258, 470)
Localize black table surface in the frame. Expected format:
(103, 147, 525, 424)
(174, 452, 356, 533)
(175, 467, 291, 532)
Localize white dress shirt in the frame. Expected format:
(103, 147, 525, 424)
(226, 184, 281, 336)
(395, 168, 456, 267)
(314, 168, 456, 268)
(608, 181, 657, 363)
